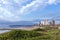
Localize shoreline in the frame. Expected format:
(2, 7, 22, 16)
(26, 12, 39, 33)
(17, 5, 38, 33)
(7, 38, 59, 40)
(0, 26, 39, 33)
(0, 26, 39, 30)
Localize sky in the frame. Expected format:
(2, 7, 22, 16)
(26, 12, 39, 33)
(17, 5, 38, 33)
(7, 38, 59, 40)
(0, 0, 60, 22)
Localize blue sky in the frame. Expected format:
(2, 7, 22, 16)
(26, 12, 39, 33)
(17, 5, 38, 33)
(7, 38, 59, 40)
(0, 0, 60, 21)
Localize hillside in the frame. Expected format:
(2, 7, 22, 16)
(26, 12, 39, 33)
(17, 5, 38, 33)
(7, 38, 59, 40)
(0, 28, 60, 40)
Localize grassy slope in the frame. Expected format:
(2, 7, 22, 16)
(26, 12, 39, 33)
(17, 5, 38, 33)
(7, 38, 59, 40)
(0, 28, 60, 40)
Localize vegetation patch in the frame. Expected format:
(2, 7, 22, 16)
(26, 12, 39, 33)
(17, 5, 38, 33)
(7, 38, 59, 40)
(0, 27, 60, 40)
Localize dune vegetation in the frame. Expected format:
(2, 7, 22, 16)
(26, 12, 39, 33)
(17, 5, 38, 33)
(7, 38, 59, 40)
(0, 27, 60, 40)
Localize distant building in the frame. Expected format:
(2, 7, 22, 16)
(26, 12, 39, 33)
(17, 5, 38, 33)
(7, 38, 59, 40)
(49, 19, 55, 26)
(38, 19, 56, 27)
(40, 19, 49, 25)
(44, 19, 49, 25)
(52, 20, 55, 26)
(40, 21, 45, 25)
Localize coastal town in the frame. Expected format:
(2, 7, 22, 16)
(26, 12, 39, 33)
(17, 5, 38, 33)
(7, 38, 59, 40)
(0, 19, 60, 30)
(35, 19, 60, 29)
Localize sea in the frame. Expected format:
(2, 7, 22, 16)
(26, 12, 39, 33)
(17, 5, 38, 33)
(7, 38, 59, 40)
(0, 24, 33, 34)
(0, 25, 10, 34)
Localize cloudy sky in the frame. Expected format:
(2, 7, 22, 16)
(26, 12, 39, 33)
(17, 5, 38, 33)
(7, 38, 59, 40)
(0, 0, 60, 21)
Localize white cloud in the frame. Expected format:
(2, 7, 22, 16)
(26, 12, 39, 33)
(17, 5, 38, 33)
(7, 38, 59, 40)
(0, 15, 4, 18)
(0, 0, 10, 4)
(48, 0, 57, 4)
(18, 0, 59, 15)
(18, 0, 47, 15)
(0, 7, 13, 17)
(14, 0, 29, 4)
(0, 0, 59, 21)
(0, 7, 21, 21)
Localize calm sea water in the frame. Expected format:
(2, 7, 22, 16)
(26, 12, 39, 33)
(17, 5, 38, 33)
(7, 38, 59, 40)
(0, 25, 10, 33)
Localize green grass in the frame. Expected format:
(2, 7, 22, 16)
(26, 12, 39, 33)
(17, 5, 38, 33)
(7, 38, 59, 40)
(0, 27, 60, 40)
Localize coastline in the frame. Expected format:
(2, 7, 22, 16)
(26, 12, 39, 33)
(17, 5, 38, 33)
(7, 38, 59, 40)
(0, 26, 39, 30)
(0, 26, 39, 33)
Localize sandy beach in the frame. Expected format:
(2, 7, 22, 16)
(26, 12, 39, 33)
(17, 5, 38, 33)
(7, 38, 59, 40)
(0, 26, 39, 31)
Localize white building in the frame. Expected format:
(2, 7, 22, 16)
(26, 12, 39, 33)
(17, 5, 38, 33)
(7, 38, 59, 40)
(41, 19, 49, 25)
